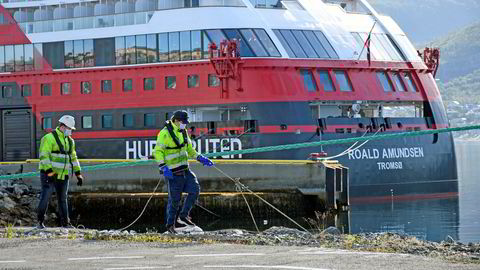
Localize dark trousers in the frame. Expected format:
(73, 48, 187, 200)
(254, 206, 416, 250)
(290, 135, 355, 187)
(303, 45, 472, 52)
(37, 172, 70, 225)
(165, 170, 200, 226)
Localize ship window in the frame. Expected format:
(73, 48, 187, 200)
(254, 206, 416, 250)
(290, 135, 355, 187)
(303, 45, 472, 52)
(94, 38, 115, 67)
(136, 35, 147, 64)
(279, 30, 306, 58)
(123, 113, 134, 128)
(158, 33, 169, 62)
(274, 31, 292, 57)
(291, 30, 317, 58)
(304, 30, 329, 58)
(61, 82, 72, 95)
(191, 30, 202, 60)
(223, 29, 254, 57)
(82, 116, 92, 129)
(102, 80, 112, 93)
(392, 72, 406, 92)
(300, 69, 317, 92)
(166, 76, 176, 89)
(202, 31, 210, 59)
(84, 39, 94, 67)
(115, 36, 126, 65)
(180, 31, 192, 61)
(125, 35, 136, 64)
(146, 34, 157, 63)
(318, 70, 335, 92)
(34, 43, 43, 71)
(168, 32, 180, 62)
(387, 35, 407, 61)
(123, 79, 133, 91)
(205, 30, 227, 50)
(377, 72, 393, 92)
(351, 32, 367, 60)
(188, 75, 199, 88)
(144, 78, 155, 90)
(43, 117, 52, 130)
(43, 42, 65, 69)
(14, 44, 24, 72)
(102, 115, 113, 128)
(313, 31, 338, 59)
(403, 72, 418, 92)
(22, 85, 32, 97)
(2, 86, 13, 98)
(5, 45, 14, 72)
(74, 40, 84, 68)
(254, 29, 281, 57)
(376, 34, 402, 61)
(24, 44, 34, 71)
(208, 74, 220, 87)
(64, 41, 74, 68)
(0, 46, 4, 72)
(81, 81, 92, 94)
(144, 113, 156, 127)
(334, 71, 352, 92)
(371, 34, 391, 61)
(41, 84, 51, 96)
(240, 29, 268, 57)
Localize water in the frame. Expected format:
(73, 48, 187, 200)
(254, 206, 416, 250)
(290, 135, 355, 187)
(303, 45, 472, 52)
(348, 140, 480, 243)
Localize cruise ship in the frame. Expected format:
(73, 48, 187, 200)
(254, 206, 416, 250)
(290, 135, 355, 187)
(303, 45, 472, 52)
(0, 0, 457, 201)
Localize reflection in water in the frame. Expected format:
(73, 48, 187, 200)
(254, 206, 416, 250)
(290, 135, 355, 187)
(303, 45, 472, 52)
(350, 198, 459, 242)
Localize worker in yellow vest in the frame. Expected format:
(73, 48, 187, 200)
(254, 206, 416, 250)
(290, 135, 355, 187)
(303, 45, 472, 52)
(154, 110, 213, 233)
(37, 115, 84, 229)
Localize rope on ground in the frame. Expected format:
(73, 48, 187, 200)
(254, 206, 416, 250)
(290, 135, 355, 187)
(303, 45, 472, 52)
(1, 124, 480, 181)
(212, 165, 309, 233)
(117, 165, 164, 231)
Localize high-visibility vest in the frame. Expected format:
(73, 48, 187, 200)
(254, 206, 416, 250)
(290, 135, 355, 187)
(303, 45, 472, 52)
(153, 121, 198, 172)
(38, 127, 81, 180)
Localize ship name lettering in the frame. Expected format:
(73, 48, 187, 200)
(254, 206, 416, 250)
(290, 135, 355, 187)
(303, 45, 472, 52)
(377, 161, 403, 170)
(348, 149, 380, 160)
(382, 147, 424, 159)
(125, 138, 243, 159)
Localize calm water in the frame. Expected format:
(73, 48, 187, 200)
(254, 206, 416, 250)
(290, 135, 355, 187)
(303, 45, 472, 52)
(349, 140, 480, 243)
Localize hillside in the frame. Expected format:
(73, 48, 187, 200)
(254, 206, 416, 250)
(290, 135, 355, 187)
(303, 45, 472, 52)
(369, 0, 480, 45)
(429, 22, 480, 83)
(438, 69, 480, 104)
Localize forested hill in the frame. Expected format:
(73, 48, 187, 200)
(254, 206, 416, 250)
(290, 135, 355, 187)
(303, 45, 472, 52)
(369, 0, 480, 46)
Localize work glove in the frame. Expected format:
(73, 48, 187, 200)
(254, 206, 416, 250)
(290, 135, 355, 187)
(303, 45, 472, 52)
(159, 165, 173, 178)
(46, 172, 56, 184)
(197, 155, 214, 167)
(76, 174, 84, 186)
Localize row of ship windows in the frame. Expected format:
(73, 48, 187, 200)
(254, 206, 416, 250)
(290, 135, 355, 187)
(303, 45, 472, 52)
(0, 74, 221, 98)
(42, 113, 158, 130)
(273, 29, 339, 59)
(300, 69, 418, 93)
(0, 28, 280, 72)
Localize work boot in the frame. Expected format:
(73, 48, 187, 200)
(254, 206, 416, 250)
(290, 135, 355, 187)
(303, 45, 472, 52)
(177, 216, 196, 227)
(62, 222, 75, 229)
(166, 224, 176, 234)
(36, 222, 45, 229)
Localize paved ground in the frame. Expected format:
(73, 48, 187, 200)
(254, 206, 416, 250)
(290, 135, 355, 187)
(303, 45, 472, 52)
(0, 238, 479, 270)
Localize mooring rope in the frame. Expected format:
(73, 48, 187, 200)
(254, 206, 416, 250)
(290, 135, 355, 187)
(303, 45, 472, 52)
(212, 165, 309, 233)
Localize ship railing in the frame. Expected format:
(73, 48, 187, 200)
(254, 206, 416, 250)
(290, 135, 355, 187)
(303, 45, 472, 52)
(318, 117, 435, 134)
(15, 0, 245, 34)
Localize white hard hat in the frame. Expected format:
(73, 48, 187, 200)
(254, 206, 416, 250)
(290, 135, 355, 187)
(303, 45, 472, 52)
(58, 115, 76, 130)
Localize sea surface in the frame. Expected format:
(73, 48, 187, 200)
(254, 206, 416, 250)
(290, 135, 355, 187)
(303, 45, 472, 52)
(348, 140, 480, 243)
